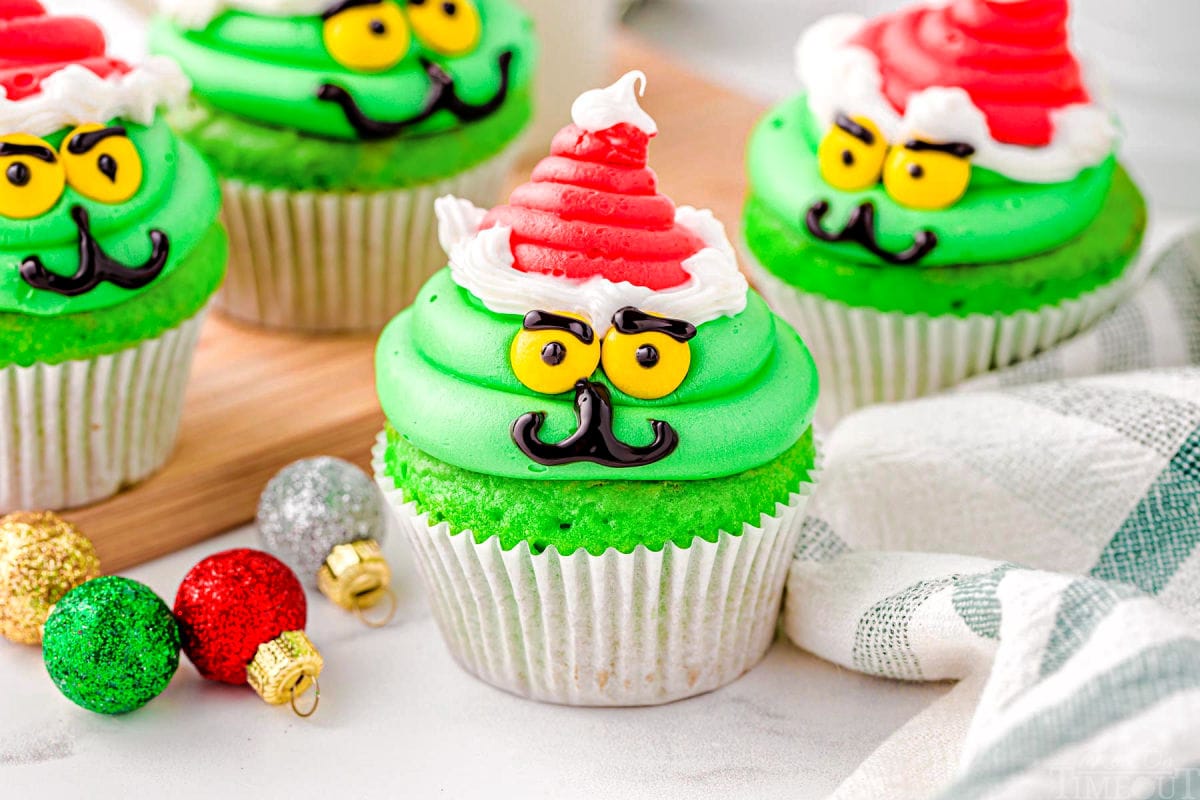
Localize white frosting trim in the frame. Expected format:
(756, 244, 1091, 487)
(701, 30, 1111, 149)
(158, 0, 333, 28)
(570, 71, 658, 136)
(0, 58, 191, 137)
(435, 196, 748, 336)
(795, 13, 1118, 184)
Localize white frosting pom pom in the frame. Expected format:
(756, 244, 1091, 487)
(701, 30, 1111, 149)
(570, 70, 658, 136)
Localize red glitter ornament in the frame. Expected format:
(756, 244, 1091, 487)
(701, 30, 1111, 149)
(174, 549, 323, 713)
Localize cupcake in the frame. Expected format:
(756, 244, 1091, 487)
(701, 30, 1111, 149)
(742, 0, 1147, 423)
(151, 0, 537, 332)
(0, 2, 226, 512)
(373, 72, 820, 705)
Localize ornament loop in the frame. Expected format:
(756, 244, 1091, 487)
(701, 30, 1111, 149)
(352, 586, 397, 629)
(290, 675, 320, 719)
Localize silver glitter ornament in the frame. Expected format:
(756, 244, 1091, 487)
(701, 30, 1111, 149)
(256, 457, 386, 588)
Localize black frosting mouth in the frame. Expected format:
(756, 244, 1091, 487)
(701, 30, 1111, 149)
(512, 380, 679, 469)
(805, 201, 938, 266)
(19, 205, 169, 297)
(317, 50, 515, 141)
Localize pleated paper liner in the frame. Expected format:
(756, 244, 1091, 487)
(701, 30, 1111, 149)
(372, 432, 816, 706)
(746, 255, 1144, 427)
(217, 140, 522, 333)
(0, 308, 208, 513)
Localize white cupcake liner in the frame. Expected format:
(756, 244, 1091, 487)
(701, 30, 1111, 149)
(745, 253, 1143, 427)
(0, 308, 208, 513)
(216, 141, 522, 332)
(371, 432, 815, 706)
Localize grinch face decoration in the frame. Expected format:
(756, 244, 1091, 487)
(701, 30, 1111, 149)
(9, 127, 167, 298)
(507, 308, 696, 468)
(755, 0, 1120, 267)
(155, 0, 535, 141)
(0, 2, 216, 316)
(378, 73, 817, 480)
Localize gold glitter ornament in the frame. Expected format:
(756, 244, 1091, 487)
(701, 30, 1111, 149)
(0, 511, 101, 645)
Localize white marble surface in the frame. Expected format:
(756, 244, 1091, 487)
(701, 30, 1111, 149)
(0, 525, 947, 799)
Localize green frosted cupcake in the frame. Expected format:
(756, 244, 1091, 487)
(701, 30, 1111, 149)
(0, 3, 226, 511)
(151, 0, 537, 331)
(743, 0, 1147, 423)
(373, 73, 819, 705)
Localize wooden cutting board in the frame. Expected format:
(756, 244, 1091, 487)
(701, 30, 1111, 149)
(66, 34, 769, 572)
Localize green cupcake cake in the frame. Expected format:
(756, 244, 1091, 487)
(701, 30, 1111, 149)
(0, 2, 226, 512)
(373, 73, 819, 705)
(743, 0, 1147, 423)
(151, 0, 537, 331)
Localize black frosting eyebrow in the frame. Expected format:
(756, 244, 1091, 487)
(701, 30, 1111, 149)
(322, 0, 384, 18)
(611, 307, 697, 343)
(523, 310, 595, 345)
(904, 139, 977, 159)
(66, 126, 127, 155)
(834, 113, 876, 146)
(0, 141, 56, 163)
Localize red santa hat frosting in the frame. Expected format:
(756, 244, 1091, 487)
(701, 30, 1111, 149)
(0, 1, 188, 137)
(798, 0, 1117, 183)
(437, 72, 747, 335)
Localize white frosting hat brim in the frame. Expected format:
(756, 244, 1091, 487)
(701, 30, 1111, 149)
(0, 58, 190, 137)
(436, 196, 748, 335)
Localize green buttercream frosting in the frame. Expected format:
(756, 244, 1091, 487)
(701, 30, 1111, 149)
(746, 93, 1123, 269)
(0, 118, 225, 366)
(745, 166, 1146, 316)
(376, 269, 820, 481)
(167, 87, 531, 191)
(148, 0, 537, 142)
(383, 423, 816, 556)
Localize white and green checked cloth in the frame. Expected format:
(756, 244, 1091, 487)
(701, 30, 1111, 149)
(784, 228, 1200, 799)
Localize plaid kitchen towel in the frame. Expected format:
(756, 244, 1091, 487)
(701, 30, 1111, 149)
(783, 285, 1200, 799)
(786, 551, 1200, 800)
(797, 368, 1200, 615)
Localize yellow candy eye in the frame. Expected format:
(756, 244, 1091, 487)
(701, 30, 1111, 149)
(323, 1, 411, 72)
(407, 0, 482, 56)
(60, 124, 143, 205)
(817, 114, 888, 192)
(883, 140, 975, 210)
(511, 311, 601, 396)
(601, 309, 695, 401)
(0, 134, 65, 220)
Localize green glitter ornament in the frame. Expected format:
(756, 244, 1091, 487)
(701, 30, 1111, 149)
(43, 576, 181, 715)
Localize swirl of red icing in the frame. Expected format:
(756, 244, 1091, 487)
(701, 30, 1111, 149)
(0, 1, 128, 102)
(850, 0, 1089, 148)
(481, 122, 707, 291)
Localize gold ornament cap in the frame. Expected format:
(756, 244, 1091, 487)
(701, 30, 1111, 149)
(317, 539, 392, 613)
(0, 511, 101, 645)
(245, 630, 324, 715)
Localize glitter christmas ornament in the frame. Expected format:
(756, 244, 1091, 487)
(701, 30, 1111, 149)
(174, 548, 323, 716)
(0, 511, 101, 645)
(42, 576, 180, 715)
(257, 457, 394, 626)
